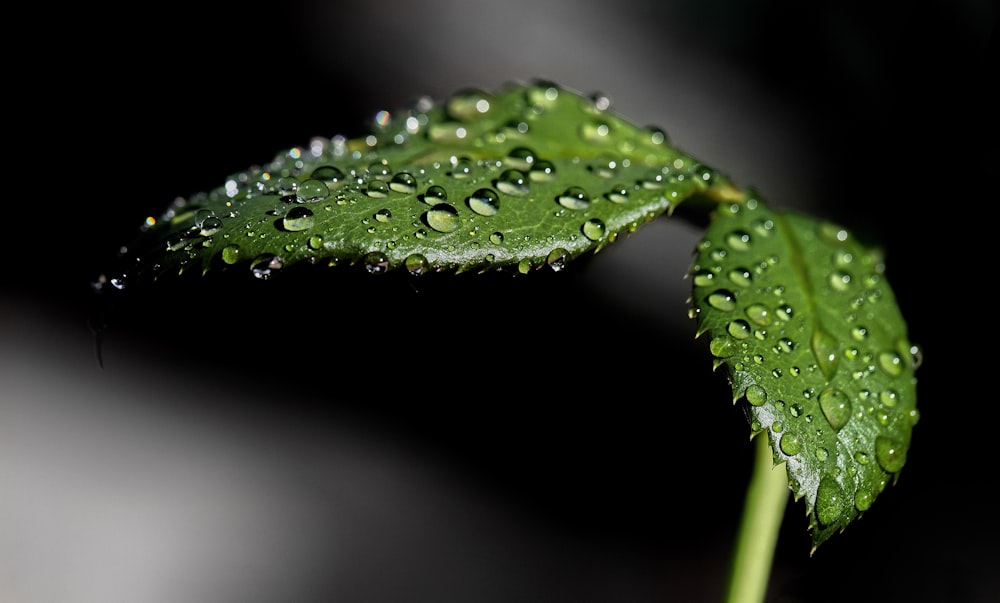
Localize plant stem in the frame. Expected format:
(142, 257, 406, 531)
(723, 434, 789, 603)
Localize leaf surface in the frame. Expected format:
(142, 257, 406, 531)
(108, 81, 738, 289)
(689, 196, 920, 550)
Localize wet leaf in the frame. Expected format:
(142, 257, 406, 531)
(689, 195, 919, 551)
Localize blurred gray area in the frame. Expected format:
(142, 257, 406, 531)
(2, 1, 995, 602)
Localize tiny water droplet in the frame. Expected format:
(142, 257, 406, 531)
(819, 388, 852, 431)
(557, 186, 591, 210)
(425, 203, 460, 233)
(745, 384, 768, 407)
(282, 206, 315, 231)
(707, 289, 737, 311)
(582, 218, 606, 241)
(467, 188, 500, 216)
(875, 436, 906, 473)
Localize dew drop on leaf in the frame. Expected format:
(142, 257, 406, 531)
(557, 186, 591, 210)
(819, 388, 852, 430)
(467, 188, 501, 216)
(815, 476, 847, 527)
(708, 289, 737, 311)
(495, 169, 529, 196)
(582, 218, 606, 241)
(221, 244, 241, 265)
(282, 206, 315, 232)
(780, 433, 803, 456)
(422, 185, 448, 205)
(745, 384, 768, 406)
(875, 436, 906, 473)
(425, 203, 460, 233)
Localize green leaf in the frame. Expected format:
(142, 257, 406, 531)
(689, 195, 920, 551)
(109, 81, 740, 290)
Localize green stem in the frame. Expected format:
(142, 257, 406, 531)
(723, 435, 789, 603)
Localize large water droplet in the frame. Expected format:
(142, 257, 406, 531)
(467, 188, 500, 216)
(425, 203, 461, 233)
(250, 253, 283, 279)
(875, 436, 906, 473)
(604, 184, 629, 204)
(854, 489, 874, 511)
(546, 248, 569, 271)
(557, 186, 590, 210)
(745, 303, 771, 326)
(506, 147, 536, 171)
(709, 337, 738, 358)
(780, 433, 803, 456)
(405, 253, 428, 275)
(815, 476, 847, 527)
(221, 244, 241, 265)
(362, 251, 389, 273)
(366, 180, 389, 198)
(819, 388, 852, 430)
(726, 230, 752, 251)
(422, 185, 448, 205)
(311, 165, 347, 188)
(727, 319, 751, 339)
(282, 206, 315, 231)
(745, 384, 768, 406)
(728, 267, 753, 288)
(389, 172, 417, 194)
(811, 328, 840, 379)
(297, 179, 330, 202)
(529, 160, 556, 182)
(495, 169, 529, 196)
(199, 216, 223, 236)
(707, 289, 737, 311)
(582, 218, 606, 241)
(878, 351, 904, 376)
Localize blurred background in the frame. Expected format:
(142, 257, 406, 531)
(3, 1, 997, 602)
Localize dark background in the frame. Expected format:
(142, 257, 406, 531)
(3, 1, 997, 602)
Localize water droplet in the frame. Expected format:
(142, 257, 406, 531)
(854, 489, 873, 512)
(250, 253, 283, 279)
(529, 160, 556, 182)
(775, 304, 793, 321)
(282, 206, 315, 231)
(829, 270, 852, 291)
(727, 320, 751, 339)
(779, 433, 803, 456)
(789, 403, 804, 418)
(221, 244, 241, 265)
(425, 203, 460, 233)
(854, 451, 870, 465)
(709, 337, 737, 358)
(506, 147, 536, 171)
(546, 248, 569, 271)
(745, 304, 771, 326)
(311, 165, 347, 188)
(362, 251, 389, 273)
(580, 120, 611, 142)
(374, 208, 392, 223)
(451, 157, 474, 178)
(495, 169, 529, 196)
(745, 384, 768, 406)
(389, 172, 417, 194)
(878, 351, 904, 376)
(811, 328, 840, 379)
(404, 253, 428, 275)
(819, 388, 852, 430)
(851, 326, 869, 341)
(728, 267, 752, 288)
(879, 389, 898, 408)
(557, 186, 591, 210)
(296, 179, 330, 202)
(446, 87, 492, 121)
(366, 180, 390, 198)
(604, 184, 629, 204)
(875, 436, 906, 473)
(489, 231, 504, 244)
(726, 230, 752, 251)
(692, 269, 715, 287)
(422, 185, 448, 205)
(308, 235, 323, 250)
(815, 476, 847, 527)
(582, 218, 606, 241)
(199, 216, 223, 236)
(467, 188, 501, 216)
(707, 289, 737, 311)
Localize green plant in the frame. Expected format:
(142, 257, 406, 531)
(96, 80, 920, 603)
